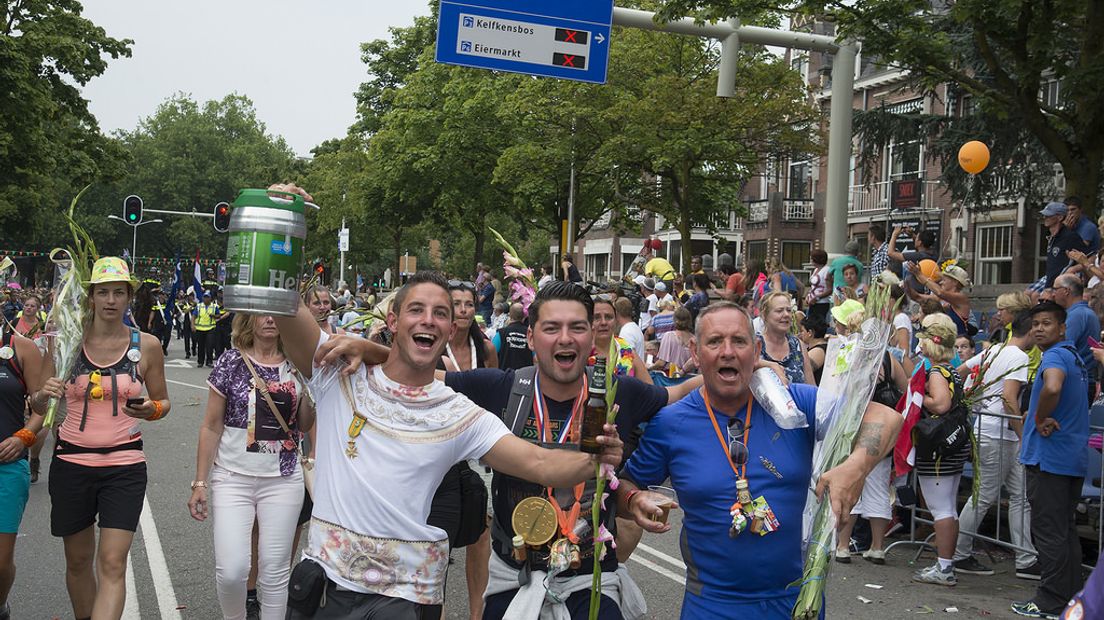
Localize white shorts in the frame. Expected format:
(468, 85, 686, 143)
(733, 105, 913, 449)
(918, 474, 962, 521)
(851, 458, 893, 520)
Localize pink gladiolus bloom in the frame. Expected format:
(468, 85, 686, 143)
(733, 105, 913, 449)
(600, 492, 610, 511)
(502, 251, 523, 268)
(504, 264, 521, 279)
(595, 524, 616, 548)
(599, 463, 619, 490)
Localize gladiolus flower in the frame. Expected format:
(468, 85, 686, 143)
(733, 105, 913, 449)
(599, 463, 619, 490)
(503, 251, 523, 268)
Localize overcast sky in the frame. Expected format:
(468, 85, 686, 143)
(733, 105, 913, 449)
(80, 1, 428, 157)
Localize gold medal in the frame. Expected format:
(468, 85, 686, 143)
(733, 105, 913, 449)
(511, 496, 558, 546)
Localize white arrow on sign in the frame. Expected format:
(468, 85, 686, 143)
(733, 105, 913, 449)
(595, 32, 605, 44)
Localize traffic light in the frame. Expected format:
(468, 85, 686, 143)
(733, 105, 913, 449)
(123, 195, 143, 224)
(213, 202, 231, 233)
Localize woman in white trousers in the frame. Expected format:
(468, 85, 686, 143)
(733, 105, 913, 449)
(187, 314, 314, 619)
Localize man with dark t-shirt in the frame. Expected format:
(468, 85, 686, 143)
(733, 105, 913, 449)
(493, 303, 533, 371)
(315, 282, 704, 619)
(1040, 201, 1087, 288)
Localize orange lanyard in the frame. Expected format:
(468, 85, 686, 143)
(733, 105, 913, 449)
(534, 377, 588, 543)
(703, 388, 753, 481)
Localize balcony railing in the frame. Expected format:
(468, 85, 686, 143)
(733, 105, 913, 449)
(783, 199, 814, 221)
(848, 180, 946, 215)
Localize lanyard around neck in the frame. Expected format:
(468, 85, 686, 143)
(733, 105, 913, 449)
(446, 335, 476, 371)
(703, 388, 753, 480)
(532, 372, 587, 444)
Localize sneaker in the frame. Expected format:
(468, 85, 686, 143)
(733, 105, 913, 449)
(0, 602, 10, 620)
(245, 596, 260, 620)
(1016, 562, 1042, 580)
(1010, 600, 1058, 619)
(913, 564, 957, 586)
(862, 548, 886, 565)
(954, 556, 995, 575)
(834, 548, 851, 564)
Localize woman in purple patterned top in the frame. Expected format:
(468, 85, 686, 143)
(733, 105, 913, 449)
(187, 314, 314, 620)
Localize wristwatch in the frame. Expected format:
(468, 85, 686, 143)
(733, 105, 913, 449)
(190, 481, 208, 490)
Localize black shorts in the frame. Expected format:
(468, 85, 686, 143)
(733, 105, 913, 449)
(427, 464, 462, 547)
(49, 457, 147, 537)
(298, 488, 313, 527)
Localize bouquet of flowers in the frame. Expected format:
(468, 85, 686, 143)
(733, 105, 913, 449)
(589, 339, 620, 620)
(792, 278, 898, 619)
(488, 227, 537, 313)
(44, 185, 97, 428)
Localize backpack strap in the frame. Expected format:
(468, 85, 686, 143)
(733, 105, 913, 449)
(1, 331, 24, 390)
(503, 366, 538, 436)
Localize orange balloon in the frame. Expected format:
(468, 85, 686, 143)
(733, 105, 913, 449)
(919, 259, 940, 281)
(958, 141, 990, 175)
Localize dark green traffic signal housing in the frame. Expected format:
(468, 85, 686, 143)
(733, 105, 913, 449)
(123, 195, 143, 224)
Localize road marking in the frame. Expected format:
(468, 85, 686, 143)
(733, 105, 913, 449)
(164, 359, 195, 369)
(123, 552, 140, 619)
(140, 495, 183, 620)
(634, 542, 687, 569)
(628, 554, 685, 584)
(166, 378, 209, 391)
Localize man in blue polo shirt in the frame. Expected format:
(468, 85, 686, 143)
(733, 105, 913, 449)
(1012, 301, 1089, 619)
(1053, 274, 1099, 402)
(1041, 202, 1087, 289)
(616, 302, 902, 619)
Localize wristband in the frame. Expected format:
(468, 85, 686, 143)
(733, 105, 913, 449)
(148, 400, 165, 421)
(13, 428, 35, 447)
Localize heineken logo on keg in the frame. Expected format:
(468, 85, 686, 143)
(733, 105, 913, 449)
(268, 269, 297, 290)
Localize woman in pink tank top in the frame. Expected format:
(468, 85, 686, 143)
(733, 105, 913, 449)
(40, 257, 171, 620)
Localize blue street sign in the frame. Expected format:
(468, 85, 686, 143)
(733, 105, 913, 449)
(436, 0, 614, 84)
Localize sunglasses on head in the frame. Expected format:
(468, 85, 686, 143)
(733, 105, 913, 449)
(447, 280, 476, 291)
(727, 416, 750, 466)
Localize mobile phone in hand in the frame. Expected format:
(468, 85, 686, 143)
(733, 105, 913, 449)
(126, 398, 145, 408)
(1089, 336, 1103, 350)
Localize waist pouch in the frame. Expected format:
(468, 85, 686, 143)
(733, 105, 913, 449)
(55, 438, 143, 455)
(287, 558, 327, 614)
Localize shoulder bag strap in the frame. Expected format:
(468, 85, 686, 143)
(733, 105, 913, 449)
(241, 353, 299, 447)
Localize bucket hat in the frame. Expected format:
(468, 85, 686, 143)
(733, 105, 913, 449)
(85, 257, 139, 291)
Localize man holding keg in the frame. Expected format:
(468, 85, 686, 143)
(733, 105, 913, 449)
(252, 182, 625, 620)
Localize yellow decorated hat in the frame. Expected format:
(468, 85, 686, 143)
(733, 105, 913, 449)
(85, 257, 139, 291)
(830, 299, 865, 326)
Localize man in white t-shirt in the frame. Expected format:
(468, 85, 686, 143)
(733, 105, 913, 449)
(613, 296, 646, 357)
(267, 188, 623, 619)
(952, 310, 1039, 578)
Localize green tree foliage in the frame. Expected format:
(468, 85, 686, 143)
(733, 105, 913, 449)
(0, 0, 131, 246)
(658, 0, 1104, 212)
(98, 94, 299, 260)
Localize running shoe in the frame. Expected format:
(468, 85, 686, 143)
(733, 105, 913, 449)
(912, 564, 957, 586)
(834, 548, 851, 564)
(954, 556, 995, 575)
(1010, 600, 1058, 619)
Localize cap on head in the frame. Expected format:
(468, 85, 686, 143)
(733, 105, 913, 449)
(655, 282, 667, 293)
(1040, 201, 1068, 217)
(830, 299, 864, 326)
(642, 277, 655, 290)
(941, 265, 971, 288)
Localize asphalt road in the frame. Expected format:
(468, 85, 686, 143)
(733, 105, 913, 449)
(10, 339, 1039, 619)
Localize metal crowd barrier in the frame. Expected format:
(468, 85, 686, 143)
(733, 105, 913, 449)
(884, 406, 1104, 569)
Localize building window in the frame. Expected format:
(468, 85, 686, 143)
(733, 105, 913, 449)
(887, 140, 923, 181)
(781, 241, 811, 269)
(622, 253, 637, 275)
(585, 254, 608, 280)
(789, 160, 812, 199)
(1040, 78, 1061, 108)
(976, 224, 1013, 285)
(747, 241, 768, 267)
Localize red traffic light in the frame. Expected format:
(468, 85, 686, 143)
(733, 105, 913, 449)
(212, 201, 231, 233)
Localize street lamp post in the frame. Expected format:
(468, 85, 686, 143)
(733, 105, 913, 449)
(107, 214, 164, 264)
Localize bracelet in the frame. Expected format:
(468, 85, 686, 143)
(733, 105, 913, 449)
(148, 400, 165, 421)
(13, 428, 35, 447)
(190, 480, 207, 490)
(625, 488, 642, 510)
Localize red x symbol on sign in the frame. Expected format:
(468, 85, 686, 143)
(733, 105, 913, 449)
(561, 55, 576, 67)
(564, 30, 577, 43)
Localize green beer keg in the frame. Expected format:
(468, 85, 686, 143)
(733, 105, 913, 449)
(223, 189, 306, 316)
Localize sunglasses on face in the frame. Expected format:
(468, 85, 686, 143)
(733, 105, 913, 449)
(727, 416, 750, 466)
(447, 280, 476, 291)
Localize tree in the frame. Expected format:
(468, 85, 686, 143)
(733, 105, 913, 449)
(597, 27, 821, 272)
(658, 0, 1104, 213)
(104, 94, 300, 259)
(0, 0, 132, 244)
